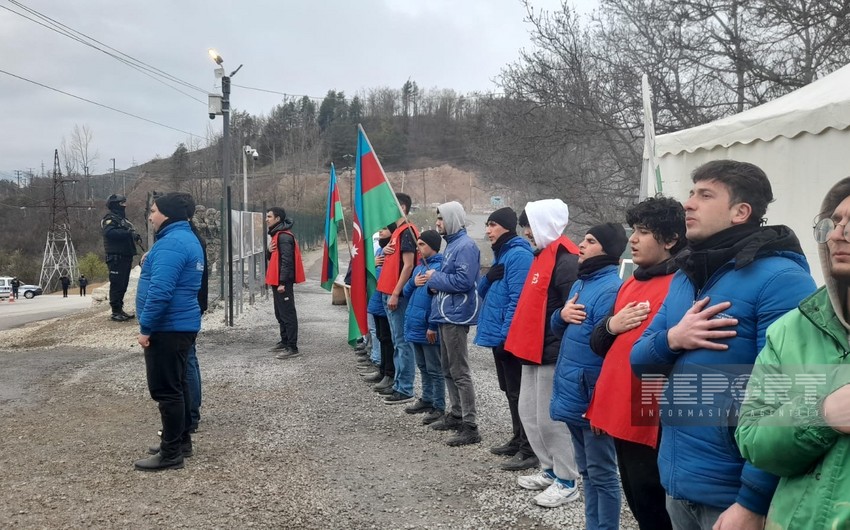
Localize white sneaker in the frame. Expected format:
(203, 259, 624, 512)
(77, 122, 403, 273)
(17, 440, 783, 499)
(533, 480, 579, 508)
(517, 470, 555, 491)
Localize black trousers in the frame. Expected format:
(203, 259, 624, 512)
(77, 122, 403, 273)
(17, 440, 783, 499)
(62, 286, 69, 297)
(374, 314, 394, 378)
(614, 436, 672, 530)
(107, 254, 132, 312)
(493, 344, 532, 456)
(272, 283, 298, 350)
(144, 331, 196, 459)
(80, 286, 87, 296)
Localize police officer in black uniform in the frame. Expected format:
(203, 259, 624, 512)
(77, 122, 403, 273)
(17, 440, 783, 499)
(102, 194, 140, 322)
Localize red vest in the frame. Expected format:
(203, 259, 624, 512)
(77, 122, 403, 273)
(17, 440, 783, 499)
(505, 236, 579, 363)
(265, 230, 306, 286)
(584, 273, 675, 448)
(376, 222, 419, 295)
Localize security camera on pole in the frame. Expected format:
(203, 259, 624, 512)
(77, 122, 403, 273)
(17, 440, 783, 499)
(208, 49, 242, 326)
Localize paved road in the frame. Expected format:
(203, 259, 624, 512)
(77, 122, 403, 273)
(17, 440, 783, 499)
(0, 293, 93, 331)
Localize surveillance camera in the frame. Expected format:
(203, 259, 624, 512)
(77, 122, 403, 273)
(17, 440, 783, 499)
(251, 149, 259, 160)
(209, 113, 216, 120)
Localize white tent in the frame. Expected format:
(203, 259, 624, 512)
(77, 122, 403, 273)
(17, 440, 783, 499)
(654, 63, 850, 285)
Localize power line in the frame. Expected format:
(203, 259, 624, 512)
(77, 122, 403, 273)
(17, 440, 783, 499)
(0, 68, 203, 139)
(3, 2, 208, 104)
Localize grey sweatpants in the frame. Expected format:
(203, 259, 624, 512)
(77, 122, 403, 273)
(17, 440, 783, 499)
(519, 364, 578, 480)
(438, 324, 477, 425)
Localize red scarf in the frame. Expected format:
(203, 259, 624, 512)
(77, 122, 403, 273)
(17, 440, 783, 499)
(266, 230, 305, 286)
(505, 236, 578, 363)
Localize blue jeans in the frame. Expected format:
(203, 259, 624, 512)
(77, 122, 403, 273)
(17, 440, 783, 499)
(665, 496, 725, 530)
(567, 423, 621, 530)
(368, 313, 381, 364)
(185, 342, 202, 429)
(412, 341, 445, 410)
(383, 294, 415, 397)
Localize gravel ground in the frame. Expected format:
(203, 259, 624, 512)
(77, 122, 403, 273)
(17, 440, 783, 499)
(0, 250, 639, 529)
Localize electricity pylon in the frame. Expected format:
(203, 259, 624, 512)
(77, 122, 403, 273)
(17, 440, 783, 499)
(39, 149, 79, 293)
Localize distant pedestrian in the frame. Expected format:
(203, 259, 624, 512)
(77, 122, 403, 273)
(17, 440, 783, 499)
(78, 275, 88, 296)
(60, 275, 71, 297)
(10, 277, 19, 299)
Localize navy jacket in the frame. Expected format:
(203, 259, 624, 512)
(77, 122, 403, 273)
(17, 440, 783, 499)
(475, 235, 533, 347)
(550, 264, 621, 426)
(402, 254, 444, 344)
(427, 229, 480, 326)
(631, 246, 815, 514)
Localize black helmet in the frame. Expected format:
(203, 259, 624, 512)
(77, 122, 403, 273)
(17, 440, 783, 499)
(106, 194, 127, 207)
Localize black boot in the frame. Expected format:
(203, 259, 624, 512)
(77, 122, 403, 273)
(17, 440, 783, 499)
(446, 423, 481, 447)
(134, 452, 184, 471)
(430, 412, 463, 431)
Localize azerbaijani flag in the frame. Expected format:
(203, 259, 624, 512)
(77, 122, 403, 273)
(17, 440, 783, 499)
(320, 163, 344, 291)
(348, 125, 403, 345)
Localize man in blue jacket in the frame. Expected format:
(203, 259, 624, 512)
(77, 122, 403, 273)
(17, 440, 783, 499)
(631, 160, 816, 530)
(134, 192, 204, 472)
(425, 201, 481, 446)
(474, 207, 535, 470)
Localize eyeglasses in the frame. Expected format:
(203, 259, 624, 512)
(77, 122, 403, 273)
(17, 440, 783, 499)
(813, 218, 850, 243)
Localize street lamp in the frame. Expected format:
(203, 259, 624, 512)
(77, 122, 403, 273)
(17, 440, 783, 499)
(208, 48, 243, 326)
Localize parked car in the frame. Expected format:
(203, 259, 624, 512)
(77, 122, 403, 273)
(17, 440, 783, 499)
(20, 284, 43, 299)
(0, 276, 12, 298)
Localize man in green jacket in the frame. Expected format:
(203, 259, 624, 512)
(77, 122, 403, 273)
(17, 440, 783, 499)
(736, 177, 850, 529)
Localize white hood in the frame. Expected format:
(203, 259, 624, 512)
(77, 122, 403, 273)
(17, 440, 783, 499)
(524, 199, 570, 249)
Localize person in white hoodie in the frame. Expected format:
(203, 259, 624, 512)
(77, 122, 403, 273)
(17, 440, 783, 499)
(503, 199, 582, 508)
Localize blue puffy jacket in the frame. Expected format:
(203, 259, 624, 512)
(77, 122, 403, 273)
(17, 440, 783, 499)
(367, 248, 386, 317)
(549, 264, 621, 426)
(427, 229, 480, 326)
(402, 254, 444, 344)
(137, 221, 204, 335)
(631, 245, 815, 515)
(474, 235, 533, 347)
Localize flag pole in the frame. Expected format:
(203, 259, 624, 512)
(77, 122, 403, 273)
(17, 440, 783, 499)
(357, 124, 417, 244)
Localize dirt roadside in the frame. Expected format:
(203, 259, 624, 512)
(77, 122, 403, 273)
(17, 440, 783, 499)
(0, 251, 638, 529)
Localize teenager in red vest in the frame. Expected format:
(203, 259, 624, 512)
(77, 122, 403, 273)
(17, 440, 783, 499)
(585, 196, 685, 530)
(504, 199, 581, 508)
(266, 207, 305, 359)
(376, 193, 420, 404)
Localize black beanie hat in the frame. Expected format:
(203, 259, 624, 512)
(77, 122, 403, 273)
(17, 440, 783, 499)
(155, 192, 193, 221)
(418, 230, 442, 252)
(587, 222, 628, 258)
(487, 207, 518, 232)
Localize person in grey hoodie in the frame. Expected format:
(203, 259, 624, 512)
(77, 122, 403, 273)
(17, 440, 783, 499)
(424, 201, 482, 446)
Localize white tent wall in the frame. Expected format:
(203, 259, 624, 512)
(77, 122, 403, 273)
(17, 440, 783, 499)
(657, 130, 849, 286)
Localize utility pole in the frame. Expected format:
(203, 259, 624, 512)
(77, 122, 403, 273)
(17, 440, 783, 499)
(15, 170, 21, 187)
(109, 158, 116, 192)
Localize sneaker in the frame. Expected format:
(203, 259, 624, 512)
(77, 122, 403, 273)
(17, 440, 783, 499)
(533, 479, 579, 508)
(404, 399, 432, 414)
(490, 439, 520, 456)
(517, 469, 555, 491)
(422, 408, 444, 425)
(119, 310, 136, 319)
(500, 452, 540, 471)
(373, 376, 394, 391)
(383, 391, 415, 405)
(377, 385, 395, 396)
(134, 453, 183, 472)
(110, 313, 130, 322)
(270, 341, 287, 352)
(430, 412, 463, 431)
(446, 423, 481, 446)
(362, 372, 384, 384)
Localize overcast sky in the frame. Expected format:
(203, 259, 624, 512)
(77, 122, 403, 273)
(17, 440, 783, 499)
(0, 0, 596, 181)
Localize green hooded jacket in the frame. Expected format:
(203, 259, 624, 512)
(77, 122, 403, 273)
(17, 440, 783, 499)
(736, 177, 850, 530)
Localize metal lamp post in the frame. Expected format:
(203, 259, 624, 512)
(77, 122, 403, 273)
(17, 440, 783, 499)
(208, 49, 242, 326)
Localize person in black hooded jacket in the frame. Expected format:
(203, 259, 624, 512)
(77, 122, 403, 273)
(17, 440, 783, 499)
(102, 193, 140, 321)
